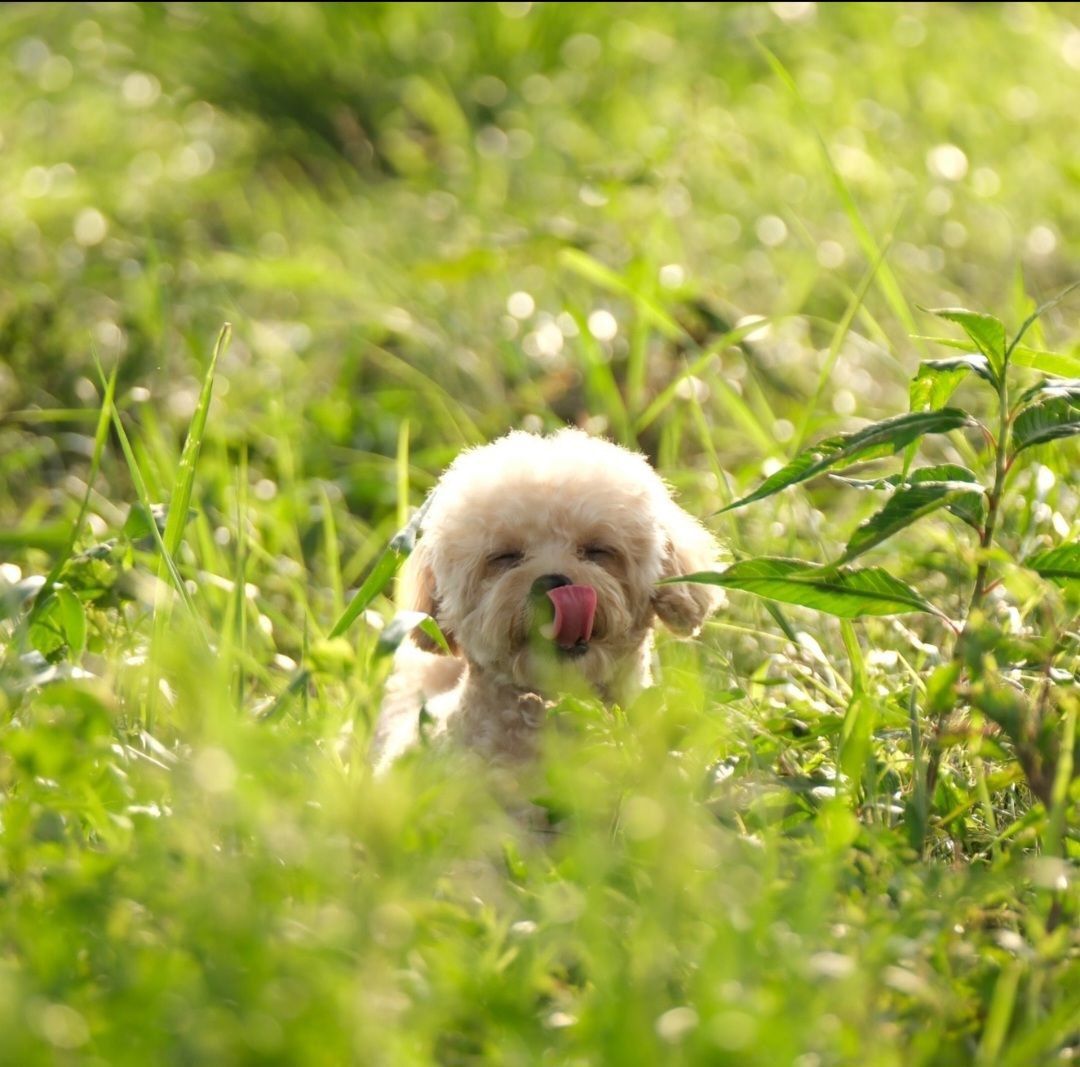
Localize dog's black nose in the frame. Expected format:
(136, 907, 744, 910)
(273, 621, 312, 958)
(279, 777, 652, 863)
(531, 573, 572, 595)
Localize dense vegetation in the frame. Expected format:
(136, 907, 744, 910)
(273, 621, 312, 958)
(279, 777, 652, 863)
(1, 4, 1077, 1063)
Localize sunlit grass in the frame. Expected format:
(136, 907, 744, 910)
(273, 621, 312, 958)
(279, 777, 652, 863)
(1, 3, 1079, 1063)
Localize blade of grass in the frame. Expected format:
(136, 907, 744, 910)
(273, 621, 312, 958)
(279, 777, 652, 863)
(329, 547, 401, 639)
(794, 239, 891, 452)
(100, 363, 201, 625)
(756, 40, 922, 350)
(908, 685, 929, 853)
(559, 247, 690, 343)
(3, 408, 102, 424)
(262, 543, 403, 722)
(566, 301, 632, 445)
(703, 371, 780, 458)
(234, 445, 249, 709)
(838, 623, 875, 807)
(27, 361, 120, 626)
(366, 343, 482, 446)
(1043, 700, 1075, 858)
(686, 391, 797, 640)
(634, 317, 778, 438)
(1003, 280, 1080, 366)
(0, 525, 73, 552)
(396, 419, 411, 532)
(320, 481, 345, 621)
(162, 324, 230, 557)
(975, 963, 1022, 1067)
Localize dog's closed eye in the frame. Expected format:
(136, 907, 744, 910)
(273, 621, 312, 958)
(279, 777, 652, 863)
(488, 549, 524, 571)
(581, 544, 617, 563)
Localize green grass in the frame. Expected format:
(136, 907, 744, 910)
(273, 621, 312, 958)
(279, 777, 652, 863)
(1, 3, 1078, 1063)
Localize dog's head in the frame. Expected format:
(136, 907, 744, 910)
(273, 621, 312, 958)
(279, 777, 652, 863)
(400, 429, 722, 692)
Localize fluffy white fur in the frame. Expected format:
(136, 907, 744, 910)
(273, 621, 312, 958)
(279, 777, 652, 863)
(370, 428, 722, 772)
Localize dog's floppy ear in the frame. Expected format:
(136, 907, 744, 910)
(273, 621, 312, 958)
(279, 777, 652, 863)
(651, 501, 723, 636)
(400, 540, 458, 654)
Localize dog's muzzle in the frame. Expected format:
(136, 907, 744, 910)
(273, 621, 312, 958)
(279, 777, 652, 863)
(529, 574, 596, 656)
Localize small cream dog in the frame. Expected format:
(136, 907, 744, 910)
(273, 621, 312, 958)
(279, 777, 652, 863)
(371, 428, 722, 771)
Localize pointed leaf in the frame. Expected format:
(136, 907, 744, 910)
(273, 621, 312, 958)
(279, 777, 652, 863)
(0, 525, 72, 552)
(28, 594, 66, 659)
(912, 335, 979, 352)
(835, 463, 981, 491)
(674, 558, 938, 617)
(123, 502, 157, 542)
(1016, 378, 1080, 406)
(163, 324, 230, 556)
(926, 307, 1006, 373)
(375, 610, 451, 657)
(909, 355, 996, 411)
(1005, 281, 1080, 362)
(720, 408, 973, 513)
(390, 494, 434, 555)
(559, 247, 688, 342)
(1011, 346, 1080, 379)
(28, 359, 120, 630)
(839, 694, 876, 786)
(837, 483, 978, 563)
(328, 547, 402, 639)
(1025, 543, 1080, 589)
(942, 488, 987, 531)
(54, 586, 87, 658)
(833, 465, 986, 531)
(1011, 395, 1080, 452)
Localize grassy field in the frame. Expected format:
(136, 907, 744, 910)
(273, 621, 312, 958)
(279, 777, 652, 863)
(1, 3, 1078, 1063)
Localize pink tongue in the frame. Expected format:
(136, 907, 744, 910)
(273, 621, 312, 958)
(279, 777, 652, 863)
(546, 585, 597, 648)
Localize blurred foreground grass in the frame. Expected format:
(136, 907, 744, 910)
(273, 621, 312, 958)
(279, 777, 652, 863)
(1, 3, 1078, 1064)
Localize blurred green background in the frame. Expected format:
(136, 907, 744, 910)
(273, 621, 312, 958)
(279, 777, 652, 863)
(5, 2, 1079, 498)
(1, 3, 1078, 1065)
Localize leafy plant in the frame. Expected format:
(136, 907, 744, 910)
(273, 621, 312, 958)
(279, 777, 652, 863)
(680, 294, 1080, 854)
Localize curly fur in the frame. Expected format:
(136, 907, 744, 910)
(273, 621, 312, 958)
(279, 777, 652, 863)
(371, 428, 722, 771)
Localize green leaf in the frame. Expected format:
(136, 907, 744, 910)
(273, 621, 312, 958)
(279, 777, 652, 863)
(1011, 346, 1080, 379)
(909, 355, 995, 411)
(123, 502, 157, 542)
(28, 593, 66, 659)
(59, 549, 118, 600)
(925, 662, 961, 718)
(633, 316, 779, 442)
(375, 610, 451, 657)
(674, 557, 938, 618)
(839, 694, 876, 788)
(837, 483, 979, 564)
(1004, 280, 1080, 363)
(1024, 543, 1080, 588)
(1015, 378, 1080, 406)
(390, 496, 434, 555)
(559, 247, 688, 342)
(911, 335, 977, 352)
(105, 369, 200, 624)
(267, 535, 406, 726)
(328, 547, 402, 639)
(836, 464, 988, 531)
(925, 307, 1006, 373)
(27, 360, 120, 631)
(1011, 395, 1080, 452)
(720, 408, 973, 513)
(54, 586, 87, 659)
(163, 324, 230, 557)
(835, 463, 980, 490)
(0, 524, 73, 552)
(756, 42, 921, 345)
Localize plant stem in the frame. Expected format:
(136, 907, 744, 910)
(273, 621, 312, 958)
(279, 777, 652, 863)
(967, 371, 1011, 619)
(926, 364, 1012, 846)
